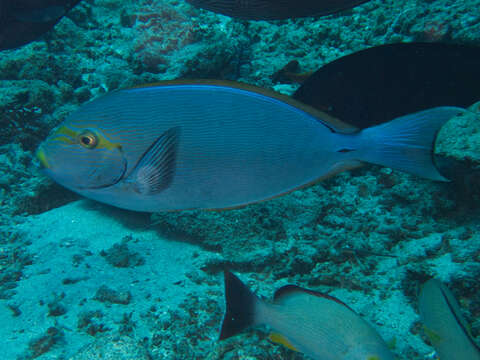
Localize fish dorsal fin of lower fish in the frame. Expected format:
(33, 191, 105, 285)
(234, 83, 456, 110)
(126, 126, 180, 195)
(273, 285, 356, 312)
(132, 80, 358, 134)
(268, 332, 299, 352)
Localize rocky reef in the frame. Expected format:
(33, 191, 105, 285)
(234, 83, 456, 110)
(0, 0, 479, 359)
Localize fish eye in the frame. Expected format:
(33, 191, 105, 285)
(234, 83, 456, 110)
(78, 130, 98, 149)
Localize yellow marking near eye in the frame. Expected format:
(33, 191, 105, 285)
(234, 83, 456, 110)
(50, 125, 122, 152)
(51, 125, 77, 144)
(54, 125, 77, 138)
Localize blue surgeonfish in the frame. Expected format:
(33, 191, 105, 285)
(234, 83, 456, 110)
(185, 0, 370, 20)
(219, 270, 394, 360)
(418, 278, 480, 360)
(36, 80, 464, 212)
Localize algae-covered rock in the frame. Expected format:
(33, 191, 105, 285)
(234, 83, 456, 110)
(94, 285, 132, 305)
(1, 1, 480, 359)
(435, 102, 480, 183)
(0, 80, 57, 148)
(0, 143, 74, 217)
(436, 102, 480, 168)
(18, 327, 64, 360)
(100, 241, 145, 268)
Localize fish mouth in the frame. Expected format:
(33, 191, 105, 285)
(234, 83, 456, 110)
(35, 146, 50, 169)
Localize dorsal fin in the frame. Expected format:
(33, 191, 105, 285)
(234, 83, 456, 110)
(273, 284, 355, 312)
(129, 79, 358, 134)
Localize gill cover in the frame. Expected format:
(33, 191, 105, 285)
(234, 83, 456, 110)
(42, 125, 126, 189)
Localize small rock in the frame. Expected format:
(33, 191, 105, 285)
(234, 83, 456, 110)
(7, 303, 21, 316)
(25, 327, 63, 359)
(94, 285, 131, 305)
(100, 242, 145, 268)
(77, 310, 108, 336)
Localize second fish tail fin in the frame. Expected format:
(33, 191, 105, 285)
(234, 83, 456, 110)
(219, 270, 261, 340)
(357, 106, 466, 181)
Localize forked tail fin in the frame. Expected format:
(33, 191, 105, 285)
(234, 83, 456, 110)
(219, 270, 260, 340)
(358, 107, 466, 181)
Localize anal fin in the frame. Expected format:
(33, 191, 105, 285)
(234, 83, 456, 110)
(423, 325, 443, 345)
(269, 332, 299, 352)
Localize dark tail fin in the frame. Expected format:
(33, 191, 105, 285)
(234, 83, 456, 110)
(357, 107, 466, 181)
(219, 270, 260, 340)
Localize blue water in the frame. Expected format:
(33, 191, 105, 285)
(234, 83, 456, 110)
(0, 0, 479, 359)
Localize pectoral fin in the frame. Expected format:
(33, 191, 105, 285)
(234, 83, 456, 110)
(128, 126, 180, 195)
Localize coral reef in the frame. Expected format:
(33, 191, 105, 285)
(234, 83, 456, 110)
(0, 0, 479, 359)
